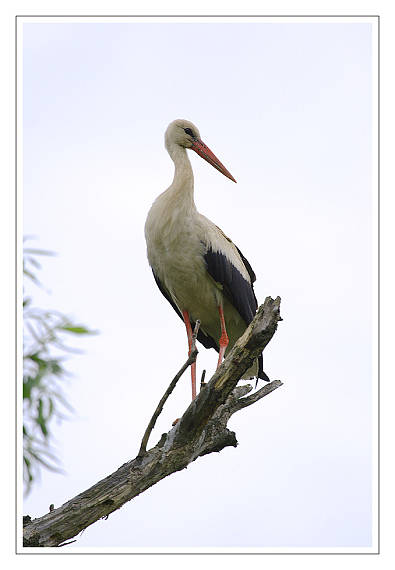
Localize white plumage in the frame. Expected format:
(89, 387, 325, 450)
(145, 119, 269, 399)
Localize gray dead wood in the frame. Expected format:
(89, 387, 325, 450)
(23, 296, 283, 548)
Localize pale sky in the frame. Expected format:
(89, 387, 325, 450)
(22, 18, 376, 550)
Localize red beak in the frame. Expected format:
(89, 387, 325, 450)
(190, 139, 237, 183)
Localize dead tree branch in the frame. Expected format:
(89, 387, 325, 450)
(137, 347, 198, 457)
(23, 296, 283, 548)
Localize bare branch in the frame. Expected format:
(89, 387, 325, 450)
(23, 297, 283, 548)
(191, 319, 201, 349)
(231, 379, 284, 412)
(200, 369, 207, 388)
(137, 348, 198, 458)
(137, 320, 201, 457)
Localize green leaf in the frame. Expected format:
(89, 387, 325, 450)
(28, 451, 60, 472)
(23, 381, 31, 400)
(60, 325, 96, 335)
(26, 256, 42, 270)
(23, 248, 56, 256)
(36, 399, 48, 437)
(23, 268, 42, 286)
(48, 398, 54, 418)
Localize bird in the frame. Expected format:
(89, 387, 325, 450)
(145, 119, 269, 401)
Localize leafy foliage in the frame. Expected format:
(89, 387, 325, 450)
(23, 243, 97, 494)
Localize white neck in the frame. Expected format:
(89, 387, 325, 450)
(165, 142, 196, 213)
(145, 143, 198, 246)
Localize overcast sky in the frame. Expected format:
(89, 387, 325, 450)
(21, 18, 376, 551)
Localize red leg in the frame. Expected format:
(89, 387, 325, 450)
(217, 305, 229, 369)
(182, 310, 197, 400)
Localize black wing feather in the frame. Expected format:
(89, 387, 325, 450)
(203, 244, 270, 382)
(204, 247, 257, 325)
(235, 245, 256, 283)
(152, 270, 218, 351)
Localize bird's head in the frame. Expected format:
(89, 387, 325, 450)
(165, 119, 236, 183)
(165, 119, 201, 149)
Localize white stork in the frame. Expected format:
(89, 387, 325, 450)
(145, 119, 269, 400)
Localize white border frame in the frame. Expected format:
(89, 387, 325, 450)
(16, 14, 379, 555)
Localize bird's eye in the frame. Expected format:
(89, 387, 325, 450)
(184, 128, 194, 137)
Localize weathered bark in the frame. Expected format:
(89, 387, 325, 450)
(23, 296, 283, 547)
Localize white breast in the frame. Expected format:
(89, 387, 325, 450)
(145, 198, 209, 309)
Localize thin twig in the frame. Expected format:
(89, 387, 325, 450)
(137, 343, 199, 458)
(192, 320, 200, 350)
(200, 369, 206, 389)
(232, 380, 283, 412)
